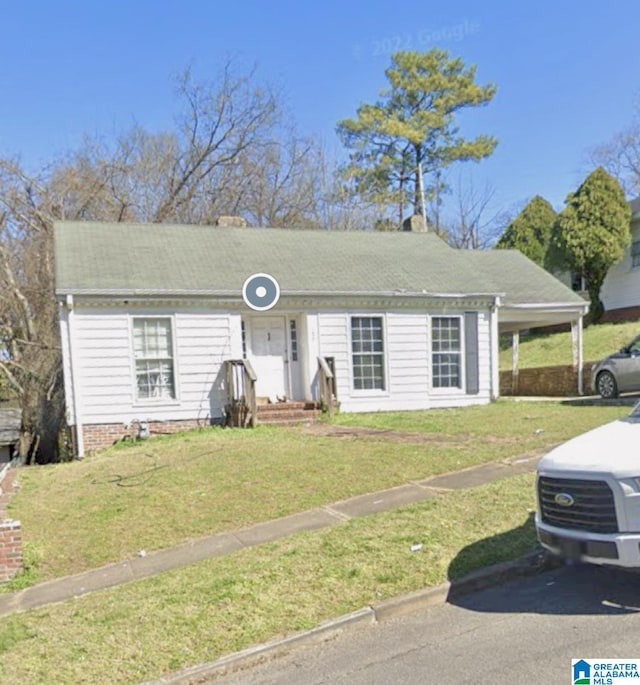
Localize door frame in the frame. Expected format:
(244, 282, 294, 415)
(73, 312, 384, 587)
(245, 314, 289, 400)
(243, 314, 305, 401)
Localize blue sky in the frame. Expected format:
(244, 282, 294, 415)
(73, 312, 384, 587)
(1, 1, 638, 219)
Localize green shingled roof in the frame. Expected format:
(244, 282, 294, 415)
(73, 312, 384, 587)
(54, 221, 585, 307)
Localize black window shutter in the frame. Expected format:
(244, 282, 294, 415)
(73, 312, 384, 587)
(464, 312, 479, 395)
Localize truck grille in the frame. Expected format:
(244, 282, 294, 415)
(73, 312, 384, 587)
(538, 476, 618, 533)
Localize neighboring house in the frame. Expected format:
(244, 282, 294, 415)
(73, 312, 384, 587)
(54, 220, 588, 456)
(0, 409, 20, 462)
(600, 197, 640, 321)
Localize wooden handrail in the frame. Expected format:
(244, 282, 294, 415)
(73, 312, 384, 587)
(225, 359, 257, 427)
(317, 356, 337, 416)
(243, 358, 257, 383)
(317, 356, 333, 379)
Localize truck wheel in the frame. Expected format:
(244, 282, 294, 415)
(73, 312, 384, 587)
(596, 370, 618, 399)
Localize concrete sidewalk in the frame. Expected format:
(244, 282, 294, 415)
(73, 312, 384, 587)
(0, 450, 542, 619)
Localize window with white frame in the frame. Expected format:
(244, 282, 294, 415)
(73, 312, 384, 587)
(431, 317, 462, 389)
(289, 319, 298, 362)
(632, 241, 640, 268)
(241, 319, 247, 359)
(133, 318, 176, 400)
(351, 316, 385, 390)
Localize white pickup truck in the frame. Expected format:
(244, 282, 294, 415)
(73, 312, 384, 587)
(536, 402, 640, 567)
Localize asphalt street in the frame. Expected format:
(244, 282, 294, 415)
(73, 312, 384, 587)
(209, 563, 640, 684)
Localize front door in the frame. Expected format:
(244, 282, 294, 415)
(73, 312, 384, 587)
(249, 316, 288, 400)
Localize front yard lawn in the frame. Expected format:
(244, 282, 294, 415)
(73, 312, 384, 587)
(6, 400, 627, 584)
(1, 473, 538, 684)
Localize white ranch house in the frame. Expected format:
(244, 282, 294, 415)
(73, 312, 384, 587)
(54, 220, 588, 456)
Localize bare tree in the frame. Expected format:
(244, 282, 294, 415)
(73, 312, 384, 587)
(0, 60, 337, 462)
(153, 65, 278, 223)
(238, 125, 324, 227)
(440, 175, 501, 248)
(51, 62, 279, 228)
(319, 168, 382, 232)
(588, 106, 640, 197)
(0, 160, 66, 463)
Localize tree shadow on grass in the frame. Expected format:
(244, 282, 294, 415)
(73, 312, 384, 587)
(446, 513, 640, 616)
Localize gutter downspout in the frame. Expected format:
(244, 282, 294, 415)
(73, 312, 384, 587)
(66, 294, 85, 458)
(490, 296, 501, 400)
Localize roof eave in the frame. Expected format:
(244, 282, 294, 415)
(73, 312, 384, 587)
(502, 301, 589, 312)
(56, 288, 504, 300)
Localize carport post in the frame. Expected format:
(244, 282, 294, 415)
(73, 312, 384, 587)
(571, 316, 584, 395)
(511, 330, 519, 394)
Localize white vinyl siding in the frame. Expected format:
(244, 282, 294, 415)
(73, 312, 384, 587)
(133, 318, 175, 400)
(318, 308, 492, 413)
(68, 308, 239, 424)
(174, 313, 235, 414)
(601, 220, 640, 311)
(316, 313, 351, 401)
(386, 313, 428, 399)
(72, 313, 135, 422)
(67, 304, 493, 430)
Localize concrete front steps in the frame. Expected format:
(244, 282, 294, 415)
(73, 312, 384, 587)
(256, 401, 322, 425)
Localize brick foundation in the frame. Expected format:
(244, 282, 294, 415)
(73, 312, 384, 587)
(500, 362, 596, 397)
(81, 418, 213, 453)
(0, 465, 22, 582)
(0, 520, 22, 582)
(601, 306, 640, 324)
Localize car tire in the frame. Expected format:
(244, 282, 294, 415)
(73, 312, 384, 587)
(596, 370, 619, 399)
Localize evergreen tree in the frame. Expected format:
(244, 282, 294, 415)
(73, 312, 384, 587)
(337, 49, 497, 224)
(495, 195, 556, 266)
(549, 167, 631, 322)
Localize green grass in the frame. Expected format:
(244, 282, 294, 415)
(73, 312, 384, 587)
(328, 399, 627, 438)
(0, 400, 629, 683)
(0, 473, 538, 685)
(6, 400, 628, 585)
(498, 320, 640, 370)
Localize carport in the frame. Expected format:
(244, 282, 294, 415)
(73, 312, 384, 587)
(498, 302, 589, 395)
(465, 249, 590, 397)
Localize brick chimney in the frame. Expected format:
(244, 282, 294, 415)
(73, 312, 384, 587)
(401, 214, 428, 232)
(215, 216, 248, 228)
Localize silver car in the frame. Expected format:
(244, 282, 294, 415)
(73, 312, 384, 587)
(592, 334, 640, 398)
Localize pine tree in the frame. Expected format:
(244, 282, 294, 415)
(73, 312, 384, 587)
(337, 49, 497, 224)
